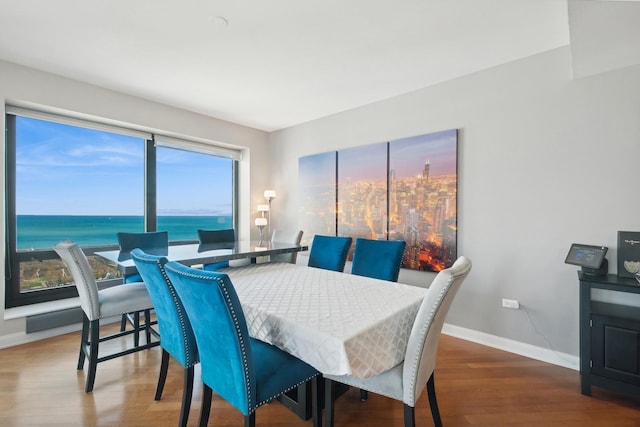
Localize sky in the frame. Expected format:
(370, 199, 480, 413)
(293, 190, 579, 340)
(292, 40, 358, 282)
(15, 116, 232, 216)
(389, 129, 458, 179)
(301, 128, 458, 185)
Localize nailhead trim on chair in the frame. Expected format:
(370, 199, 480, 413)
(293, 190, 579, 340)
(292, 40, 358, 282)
(68, 244, 100, 320)
(171, 268, 256, 411)
(217, 276, 254, 410)
(405, 279, 451, 404)
(171, 267, 319, 413)
(157, 261, 197, 367)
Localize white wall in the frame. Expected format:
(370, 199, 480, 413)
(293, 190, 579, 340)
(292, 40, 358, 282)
(0, 59, 270, 345)
(269, 46, 640, 363)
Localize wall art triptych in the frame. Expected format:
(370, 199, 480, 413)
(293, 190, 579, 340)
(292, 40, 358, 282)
(298, 129, 458, 272)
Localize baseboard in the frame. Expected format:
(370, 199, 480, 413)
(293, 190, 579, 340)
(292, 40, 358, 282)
(0, 315, 120, 350)
(442, 323, 579, 371)
(0, 322, 83, 349)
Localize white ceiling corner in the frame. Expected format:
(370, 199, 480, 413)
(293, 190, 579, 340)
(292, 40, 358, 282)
(0, 0, 575, 131)
(569, 0, 640, 80)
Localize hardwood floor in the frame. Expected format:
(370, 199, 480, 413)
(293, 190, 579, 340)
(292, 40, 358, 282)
(1, 326, 639, 426)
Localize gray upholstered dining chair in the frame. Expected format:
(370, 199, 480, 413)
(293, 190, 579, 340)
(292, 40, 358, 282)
(54, 241, 159, 393)
(130, 249, 198, 427)
(324, 256, 472, 427)
(270, 229, 303, 264)
(308, 235, 352, 272)
(164, 261, 321, 427)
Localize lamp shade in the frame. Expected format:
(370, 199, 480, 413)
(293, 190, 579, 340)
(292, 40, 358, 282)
(257, 204, 270, 212)
(264, 190, 277, 200)
(255, 218, 268, 226)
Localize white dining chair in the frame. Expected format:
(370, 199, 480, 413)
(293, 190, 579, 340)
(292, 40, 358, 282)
(54, 240, 159, 393)
(270, 229, 304, 264)
(324, 256, 472, 427)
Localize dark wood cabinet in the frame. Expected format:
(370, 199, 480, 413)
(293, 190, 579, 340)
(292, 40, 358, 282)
(579, 272, 640, 397)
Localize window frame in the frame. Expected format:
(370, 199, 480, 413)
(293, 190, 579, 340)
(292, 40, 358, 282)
(4, 110, 239, 308)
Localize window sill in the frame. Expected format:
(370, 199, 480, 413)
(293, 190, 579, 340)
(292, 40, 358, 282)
(4, 297, 80, 320)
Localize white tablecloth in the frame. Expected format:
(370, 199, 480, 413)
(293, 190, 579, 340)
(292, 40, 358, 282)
(223, 262, 427, 378)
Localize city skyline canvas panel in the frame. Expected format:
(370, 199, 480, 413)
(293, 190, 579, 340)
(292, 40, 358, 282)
(389, 129, 457, 271)
(337, 142, 388, 246)
(298, 151, 337, 245)
(298, 129, 457, 273)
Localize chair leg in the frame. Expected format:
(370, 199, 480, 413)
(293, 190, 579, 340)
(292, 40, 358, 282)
(155, 349, 170, 400)
(77, 314, 89, 370)
(120, 313, 127, 332)
(178, 365, 194, 427)
(360, 388, 368, 401)
(198, 384, 213, 427)
(426, 372, 443, 427)
(324, 378, 335, 427)
(85, 319, 100, 393)
(144, 309, 152, 344)
(133, 311, 140, 347)
(403, 404, 416, 427)
(244, 412, 256, 427)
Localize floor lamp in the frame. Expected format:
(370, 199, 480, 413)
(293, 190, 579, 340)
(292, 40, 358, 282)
(263, 190, 276, 239)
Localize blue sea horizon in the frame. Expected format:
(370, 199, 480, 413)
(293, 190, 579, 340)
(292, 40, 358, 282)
(17, 215, 233, 250)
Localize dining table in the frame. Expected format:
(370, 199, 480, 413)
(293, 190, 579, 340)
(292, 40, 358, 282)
(218, 262, 428, 379)
(97, 244, 426, 420)
(95, 240, 308, 277)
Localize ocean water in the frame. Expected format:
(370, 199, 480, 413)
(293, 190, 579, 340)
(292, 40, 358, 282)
(17, 215, 233, 250)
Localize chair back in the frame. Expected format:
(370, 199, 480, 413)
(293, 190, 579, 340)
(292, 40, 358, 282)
(117, 231, 169, 253)
(308, 235, 353, 272)
(402, 256, 472, 406)
(54, 241, 100, 321)
(351, 238, 406, 282)
(270, 229, 303, 264)
(197, 229, 236, 269)
(164, 261, 256, 415)
(197, 228, 235, 244)
(117, 231, 168, 282)
(130, 249, 198, 369)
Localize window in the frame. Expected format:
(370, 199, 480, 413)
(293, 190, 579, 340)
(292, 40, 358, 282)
(5, 110, 237, 307)
(156, 145, 233, 240)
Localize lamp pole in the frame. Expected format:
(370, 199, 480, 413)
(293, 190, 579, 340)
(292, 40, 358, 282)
(263, 190, 276, 239)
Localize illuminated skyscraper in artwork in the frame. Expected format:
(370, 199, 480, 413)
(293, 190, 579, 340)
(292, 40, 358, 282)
(422, 160, 430, 185)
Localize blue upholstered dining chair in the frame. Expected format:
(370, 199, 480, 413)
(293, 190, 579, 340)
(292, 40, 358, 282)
(54, 241, 159, 393)
(323, 256, 472, 427)
(117, 231, 168, 339)
(270, 229, 303, 264)
(117, 231, 169, 283)
(130, 249, 198, 427)
(351, 238, 406, 282)
(164, 261, 321, 427)
(197, 228, 235, 270)
(307, 235, 352, 272)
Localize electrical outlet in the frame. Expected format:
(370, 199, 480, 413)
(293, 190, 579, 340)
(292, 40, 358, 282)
(502, 298, 520, 309)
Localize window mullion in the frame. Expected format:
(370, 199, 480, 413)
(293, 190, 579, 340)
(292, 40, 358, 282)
(145, 136, 157, 232)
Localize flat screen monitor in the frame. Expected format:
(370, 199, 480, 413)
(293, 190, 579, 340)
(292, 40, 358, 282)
(564, 244, 608, 269)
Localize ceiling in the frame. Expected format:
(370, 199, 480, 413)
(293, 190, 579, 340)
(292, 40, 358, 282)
(0, 0, 610, 132)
